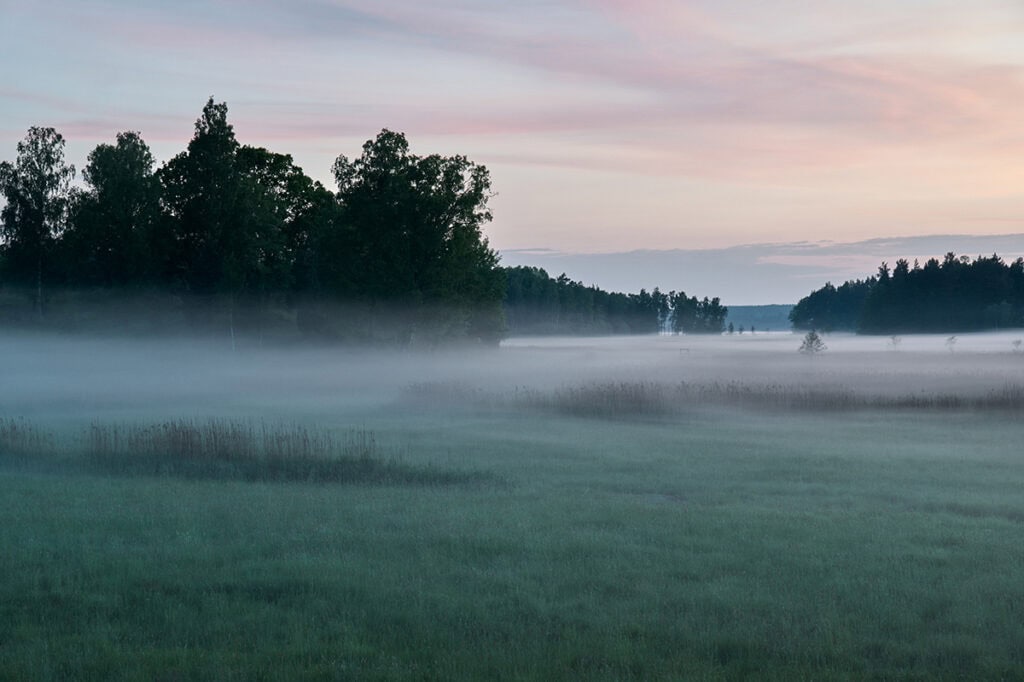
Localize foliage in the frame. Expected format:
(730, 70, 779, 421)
(1, 101, 727, 344)
(798, 330, 827, 355)
(157, 98, 289, 298)
(0, 102, 512, 344)
(503, 266, 725, 335)
(61, 131, 160, 287)
(0, 127, 76, 313)
(503, 266, 667, 334)
(789, 278, 873, 331)
(328, 129, 505, 342)
(791, 253, 1024, 333)
(668, 290, 727, 334)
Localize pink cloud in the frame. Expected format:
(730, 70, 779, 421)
(9, 1, 1024, 196)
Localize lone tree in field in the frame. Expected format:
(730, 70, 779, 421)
(799, 330, 827, 355)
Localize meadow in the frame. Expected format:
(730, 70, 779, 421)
(2, 330, 1024, 680)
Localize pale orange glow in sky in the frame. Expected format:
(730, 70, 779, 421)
(2, 0, 1022, 267)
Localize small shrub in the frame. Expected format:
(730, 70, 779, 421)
(799, 331, 827, 355)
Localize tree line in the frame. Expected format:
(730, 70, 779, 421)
(789, 253, 1024, 333)
(0, 99, 503, 343)
(1, 98, 725, 343)
(504, 266, 727, 335)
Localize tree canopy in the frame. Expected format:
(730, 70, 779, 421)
(0, 126, 76, 313)
(503, 266, 725, 335)
(790, 253, 1024, 333)
(0, 99, 724, 343)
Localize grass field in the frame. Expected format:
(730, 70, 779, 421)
(2, 331, 1024, 680)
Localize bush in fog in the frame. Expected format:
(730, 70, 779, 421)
(798, 330, 827, 355)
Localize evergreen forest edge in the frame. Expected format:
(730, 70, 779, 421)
(789, 254, 1024, 334)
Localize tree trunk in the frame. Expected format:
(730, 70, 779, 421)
(229, 295, 236, 352)
(35, 253, 43, 319)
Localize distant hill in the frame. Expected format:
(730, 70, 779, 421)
(725, 304, 794, 332)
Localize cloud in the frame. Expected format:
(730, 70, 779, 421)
(4, 1, 1023, 253)
(11, 2, 1024, 158)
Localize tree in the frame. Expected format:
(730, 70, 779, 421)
(235, 144, 333, 299)
(668, 291, 727, 334)
(501, 266, 672, 335)
(790, 279, 873, 331)
(331, 129, 504, 342)
(798, 330, 827, 355)
(0, 127, 76, 314)
(158, 97, 261, 298)
(63, 131, 160, 286)
(697, 296, 728, 333)
(158, 98, 323, 345)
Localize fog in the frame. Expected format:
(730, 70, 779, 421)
(5, 327, 1024, 678)
(4, 329, 1023, 424)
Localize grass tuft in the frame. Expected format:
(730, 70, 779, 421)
(403, 380, 1024, 420)
(1, 418, 495, 487)
(0, 417, 53, 463)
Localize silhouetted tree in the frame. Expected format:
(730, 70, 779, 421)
(793, 253, 1024, 334)
(0, 127, 76, 314)
(331, 129, 504, 342)
(502, 267, 684, 335)
(158, 98, 248, 295)
(789, 279, 874, 331)
(62, 131, 160, 286)
(235, 144, 333, 299)
(1, 100, 733, 345)
(668, 291, 727, 333)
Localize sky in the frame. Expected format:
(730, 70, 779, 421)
(2, 0, 1023, 302)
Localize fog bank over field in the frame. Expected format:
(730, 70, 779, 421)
(3, 330, 1023, 423)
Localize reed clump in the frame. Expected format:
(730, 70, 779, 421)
(500, 381, 1024, 419)
(0, 417, 53, 462)
(0, 418, 491, 486)
(83, 419, 476, 484)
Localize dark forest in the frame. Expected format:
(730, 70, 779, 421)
(0, 99, 726, 343)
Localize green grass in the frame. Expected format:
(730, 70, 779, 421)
(2, 406, 1024, 679)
